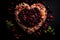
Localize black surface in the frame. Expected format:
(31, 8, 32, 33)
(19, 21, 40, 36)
(0, 0, 60, 40)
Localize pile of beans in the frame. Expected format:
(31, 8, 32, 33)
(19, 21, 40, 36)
(18, 8, 41, 27)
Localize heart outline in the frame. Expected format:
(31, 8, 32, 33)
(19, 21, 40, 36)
(14, 2, 47, 34)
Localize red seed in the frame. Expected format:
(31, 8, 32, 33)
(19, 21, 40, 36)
(50, 15, 54, 19)
(25, 6, 28, 9)
(44, 23, 48, 29)
(8, 8, 12, 11)
(24, 15, 27, 19)
(29, 18, 33, 20)
(16, 37, 19, 39)
(37, 32, 41, 35)
(45, 23, 48, 27)
(31, 23, 34, 26)
(31, 15, 35, 18)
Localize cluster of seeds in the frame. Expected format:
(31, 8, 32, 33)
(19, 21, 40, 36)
(18, 8, 41, 27)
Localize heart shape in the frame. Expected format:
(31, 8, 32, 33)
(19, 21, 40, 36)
(15, 3, 47, 34)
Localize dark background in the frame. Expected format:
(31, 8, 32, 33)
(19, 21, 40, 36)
(0, 0, 60, 40)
